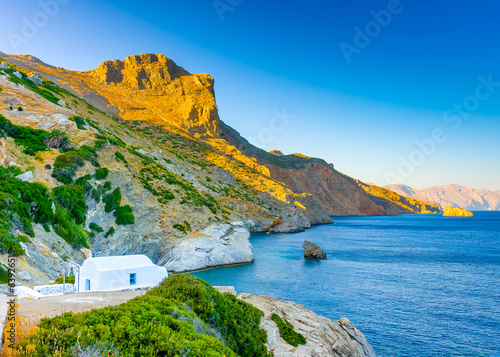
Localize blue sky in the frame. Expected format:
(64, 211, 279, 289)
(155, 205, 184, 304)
(1, 0, 499, 190)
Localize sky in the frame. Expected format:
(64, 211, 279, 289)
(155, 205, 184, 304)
(1, 0, 499, 190)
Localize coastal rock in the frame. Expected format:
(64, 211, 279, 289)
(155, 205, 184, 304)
(164, 222, 253, 272)
(443, 206, 474, 217)
(303, 240, 327, 260)
(238, 293, 376, 357)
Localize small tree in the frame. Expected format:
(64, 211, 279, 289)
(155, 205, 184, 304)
(44, 130, 71, 149)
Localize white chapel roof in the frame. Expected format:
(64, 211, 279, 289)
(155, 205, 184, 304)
(85, 255, 157, 271)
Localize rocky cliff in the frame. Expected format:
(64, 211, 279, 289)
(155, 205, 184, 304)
(0, 53, 440, 284)
(386, 184, 500, 211)
(239, 293, 376, 357)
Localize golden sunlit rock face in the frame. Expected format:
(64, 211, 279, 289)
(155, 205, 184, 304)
(443, 206, 474, 217)
(81, 54, 220, 138)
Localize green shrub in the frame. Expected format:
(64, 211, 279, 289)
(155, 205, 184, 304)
(103, 181, 112, 191)
(114, 151, 127, 163)
(173, 221, 191, 234)
(271, 313, 306, 347)
(44, 130, 70, 149)
(51, 275, 75, 285)
(69, 115, 86, 130)
(0, 229, 25, 256)
(19, 275, 268, 356)
(94, 167, 109, 180)
(0, 114, 49, 155)
(104, 226, 115, 238)
(89, 222, 103, 233)
(0, 263, 9, 284)
(52, 185, 87, 225)
(52, 145, 97, 184)
(3, 65, 62, 105)
(114, 205, 135, 225)
(103, 187, 121, 213)
(0, 166, 54, 254)
(52, 207, 90, 248)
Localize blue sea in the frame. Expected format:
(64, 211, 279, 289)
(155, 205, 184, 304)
(194, 212, 500, 357)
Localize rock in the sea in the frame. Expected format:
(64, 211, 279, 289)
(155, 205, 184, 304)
(238, 293, 376, 357)
(302, 240, 327, 260)
(443, 206, 474, 217)
(165, 222, 253, 273)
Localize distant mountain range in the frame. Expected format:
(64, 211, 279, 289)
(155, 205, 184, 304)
(384, 184, 500, 211)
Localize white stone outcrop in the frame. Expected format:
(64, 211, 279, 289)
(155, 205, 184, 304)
(165, 222, 253, 272)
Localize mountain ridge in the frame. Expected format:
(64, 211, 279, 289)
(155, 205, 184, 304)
(385, 183, 500, 211)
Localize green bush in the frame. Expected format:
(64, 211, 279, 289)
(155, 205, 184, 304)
(271, 313, 306, 347)
(69, 116, 86, 130)
(114, 151, 127, 163)
(103, 181, 112, 191)
(19, 275, 268, 356)
(0, 114, 49, 155)
(52, 145, 97, 184)
(0, 263, 9, 284)
(0, 166, 54, 255)
(104, 226, 115, 238)
(44, 130, 70, 149)
(51, 275, 75, 285)
(52, 185, 88, 225)
(103, 187, 121, 213)
(173, 221, 191, 234)
(94, 167, 109, 180)
(114, 205, 135, 225)
(52, 207, 90, 248)
(89, 222, 103, 233)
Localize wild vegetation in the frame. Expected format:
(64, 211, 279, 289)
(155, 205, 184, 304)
(18, 275, 269, 357)
(271, 313, 306, 347)
(0, 114, 49, 155)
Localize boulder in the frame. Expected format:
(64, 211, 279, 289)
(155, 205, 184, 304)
(15, 171, 34, 182)
(443, 206, 474, 217)
(302, 240, 327, 260)
(28, 72, 43, 85)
